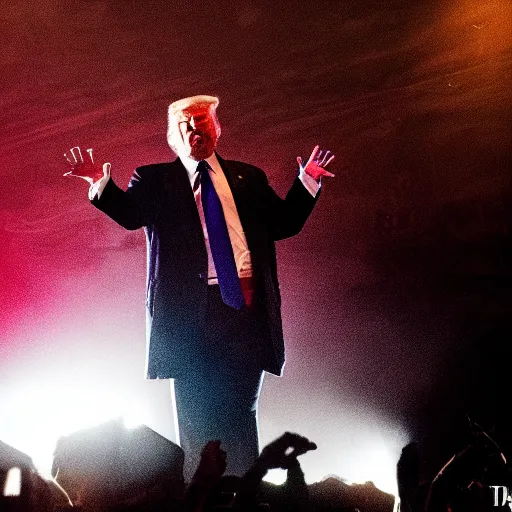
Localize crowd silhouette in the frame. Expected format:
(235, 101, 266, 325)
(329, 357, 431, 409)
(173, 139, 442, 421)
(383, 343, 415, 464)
(2, 414, 510, 511)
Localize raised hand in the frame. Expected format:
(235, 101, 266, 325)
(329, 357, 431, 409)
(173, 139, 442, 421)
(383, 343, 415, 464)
(64, 146, 110, 184)
(297, 145, 335, 181)
(192, 440, 227, 486)
(258, 432, 317, 470)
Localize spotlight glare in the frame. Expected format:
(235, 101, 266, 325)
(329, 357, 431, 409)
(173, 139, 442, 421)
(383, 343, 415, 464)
(122, 412, 144, 430)
(341, 443, 399, 495)
(1, 380, 147, 479)
(3, 467, 21, 497)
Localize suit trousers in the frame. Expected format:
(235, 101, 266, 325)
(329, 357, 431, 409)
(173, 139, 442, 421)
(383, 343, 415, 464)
(173, 284, 271, 480)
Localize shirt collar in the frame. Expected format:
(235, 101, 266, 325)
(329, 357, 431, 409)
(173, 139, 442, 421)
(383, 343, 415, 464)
(180, 152, 221, 186)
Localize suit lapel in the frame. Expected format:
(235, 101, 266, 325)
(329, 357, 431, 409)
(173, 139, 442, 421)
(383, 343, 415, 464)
(171, 157, 196, 204)
(162, 159, 204, 241)
(215, 154, 259, 256)
(216, 153, 246, 212)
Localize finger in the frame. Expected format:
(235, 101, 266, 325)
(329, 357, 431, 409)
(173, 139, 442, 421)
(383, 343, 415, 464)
(286, 447, 307, 460)
(296, 156, 303, 168)
(306, 441, 317, 451)
(86, 148, 94, 164)
(323, 154, 335, 167)
(63, 172, 93, 184)
(63, 170, 84, 178)
(294, 436, 316, 450)
(70, 146, 84, 164)
(321, 169, 335, 178)
(64, 152, 76, 165)
(289, 443, 316, 458)
(291, 434, 317, 453)
(280, 432, 296, 445)
(66, 149, 78, 164)
(281, 433, 305, 453)
(307, 145, 320, 166)
(281, 455, 295, 469)
(294, 437, 311, 453)
(318, 151, 331, 166)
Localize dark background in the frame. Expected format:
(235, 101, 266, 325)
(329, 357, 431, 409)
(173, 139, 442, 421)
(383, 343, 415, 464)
(1, 0, 511, 492)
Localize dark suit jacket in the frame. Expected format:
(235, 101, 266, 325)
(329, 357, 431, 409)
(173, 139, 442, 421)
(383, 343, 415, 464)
(91, 154, 318, 378)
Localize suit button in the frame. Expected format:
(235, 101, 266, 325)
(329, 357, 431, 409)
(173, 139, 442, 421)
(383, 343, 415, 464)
(198, 273, 205, 280)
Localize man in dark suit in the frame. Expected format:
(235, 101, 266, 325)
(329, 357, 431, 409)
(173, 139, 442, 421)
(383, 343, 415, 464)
(65, 95, 334, 477)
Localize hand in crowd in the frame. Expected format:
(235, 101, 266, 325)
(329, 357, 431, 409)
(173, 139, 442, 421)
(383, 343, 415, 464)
(297, 145, 335, 181)
(397, 441, 420, 491)
(258, 432, 317, 470)
(397, 442, 422, 512)
(184, 440, 227, 512)
(433, 425, 505, 489)
(63, 146, 110, 184)
(425, 421, 509, 512)
(191, 440, 227, 487)
(468, 418, 506, 463)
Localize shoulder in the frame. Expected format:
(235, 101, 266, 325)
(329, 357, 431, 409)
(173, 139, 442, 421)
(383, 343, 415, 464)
(128, 160, 181, 183)
(220, 158, 268, 183)
(134, 161, 178, 176)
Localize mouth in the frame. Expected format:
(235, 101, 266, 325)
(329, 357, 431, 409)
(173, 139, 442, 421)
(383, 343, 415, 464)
(190, 132, 203, 146)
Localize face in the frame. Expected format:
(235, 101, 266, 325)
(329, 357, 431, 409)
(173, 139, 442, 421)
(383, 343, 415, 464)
(168, 107, 219, 161)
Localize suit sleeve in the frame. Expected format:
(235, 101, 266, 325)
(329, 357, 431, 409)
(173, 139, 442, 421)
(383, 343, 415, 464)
(90, 168, 158, 230)
(258, 169, 320, 242)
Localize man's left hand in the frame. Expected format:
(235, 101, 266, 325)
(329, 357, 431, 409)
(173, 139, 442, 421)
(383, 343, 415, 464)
(297, 145, 335, 181)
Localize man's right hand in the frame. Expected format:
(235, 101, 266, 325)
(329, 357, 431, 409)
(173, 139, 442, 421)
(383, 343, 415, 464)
(64, 146, 110, 184)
